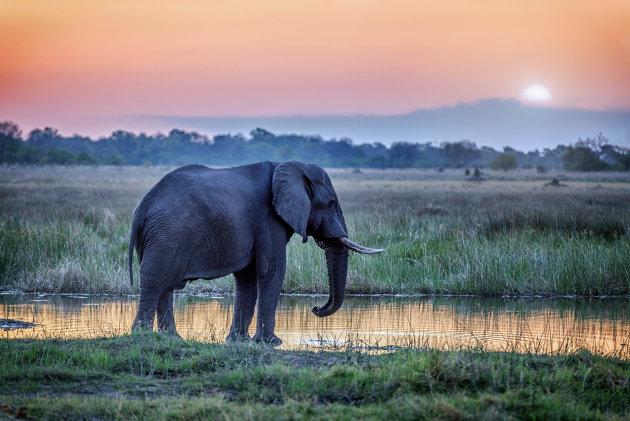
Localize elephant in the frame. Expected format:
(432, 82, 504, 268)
(128, 161, 382, 344)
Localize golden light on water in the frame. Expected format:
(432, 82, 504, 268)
(2, 295, 628, 358)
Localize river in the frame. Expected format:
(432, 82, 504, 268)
(1, 294, 628, 358)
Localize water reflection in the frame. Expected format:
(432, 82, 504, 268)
(1, 294, 628, 358)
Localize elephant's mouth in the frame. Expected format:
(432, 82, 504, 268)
(315, 237, 384, 255)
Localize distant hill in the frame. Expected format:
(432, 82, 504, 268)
(132, 98, 630, 150)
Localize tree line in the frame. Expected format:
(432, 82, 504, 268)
(1, 121, 629, 171)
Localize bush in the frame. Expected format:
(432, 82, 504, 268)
(489, 153, 518, 171)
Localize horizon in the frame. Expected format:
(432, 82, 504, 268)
(6, 96, 630, 154)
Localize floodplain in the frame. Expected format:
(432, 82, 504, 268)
(1, 165, 630, 419)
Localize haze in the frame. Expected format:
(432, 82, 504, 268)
(1, 0, 629, 148)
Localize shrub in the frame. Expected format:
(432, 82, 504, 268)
(489, 153, 518, 171)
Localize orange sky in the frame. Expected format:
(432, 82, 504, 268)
(1, 0, 629, 135)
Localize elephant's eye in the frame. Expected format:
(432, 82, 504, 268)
(328, 199, 336, 207)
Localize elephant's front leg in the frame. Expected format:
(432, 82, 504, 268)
(226, 265, 257, 342)
(253, 252, 286, 346)
(157, 289, 180, 337)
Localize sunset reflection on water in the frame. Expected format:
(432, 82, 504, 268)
(2, 294, 628, 358)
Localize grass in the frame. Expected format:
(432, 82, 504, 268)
(1, 165, 629, 296)
(1, 333, 629, 420)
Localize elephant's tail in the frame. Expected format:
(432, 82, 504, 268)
(128, 209, 142, 287)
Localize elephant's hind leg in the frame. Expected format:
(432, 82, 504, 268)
(132, 274, 163, 332)
(226, 264, 257, 342)
(132, 291, 158, 332)
(157, 289, 180, 337)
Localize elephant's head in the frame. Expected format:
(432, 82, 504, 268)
(272, 161, 383, 318)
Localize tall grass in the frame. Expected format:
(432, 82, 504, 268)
(1, 165, 629, 296)
(331, 181, 630, 296)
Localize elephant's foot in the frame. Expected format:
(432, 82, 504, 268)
(253, 332, 283, 346)
(226, 331, 252, 343)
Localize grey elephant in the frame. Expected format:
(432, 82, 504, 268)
(128, 161, 382, 344)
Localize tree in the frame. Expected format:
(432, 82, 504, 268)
(616, 149, 630, 171)
(440, 140, 480, 168)
(106, 154, 126, 165)
(250, 128, 274, 143)
(0, 121, 23, 162)
(27, 127, 60, 147)
(562, 134, 611, 171)
(277, 145, 294, 160)
(0, 121, 22, 139)
(389, 142, 421, 168)
(489, 153, 518, 170)
(562, 146, 606, 171)
(579, 132, 609, 156)
(77, 152, 97, 165)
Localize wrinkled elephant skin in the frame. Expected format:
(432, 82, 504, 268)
(128, 161, 382, 344)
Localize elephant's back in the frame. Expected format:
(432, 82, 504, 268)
(158, 162, 274, 200)
(135, 162, 277, 277)
(157, 162, 274, 191)
(138, 161, 275, 229)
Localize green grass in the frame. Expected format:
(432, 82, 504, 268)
(1, 334, 629, 420)
(1, 165, 629, 296)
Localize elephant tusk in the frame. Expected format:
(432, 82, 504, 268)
(337, 237, 384, 254)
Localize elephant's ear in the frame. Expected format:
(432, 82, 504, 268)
(272, 161, 312, 243)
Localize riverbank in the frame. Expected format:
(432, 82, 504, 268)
(1, 166, 629, 296)
(1, 334, 629, 419)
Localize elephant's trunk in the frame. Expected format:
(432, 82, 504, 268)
(311, 244, 349, 318)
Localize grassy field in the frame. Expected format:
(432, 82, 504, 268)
(1, 334, 629, 420)
(1, 165, 629, 296)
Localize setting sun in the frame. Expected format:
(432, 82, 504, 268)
(1, 0, 629, 138)
(521, 85, 552, 103)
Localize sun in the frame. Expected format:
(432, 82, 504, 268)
(521, 84, 552, 103)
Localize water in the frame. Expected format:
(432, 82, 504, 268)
(2, 293, 629, 358)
